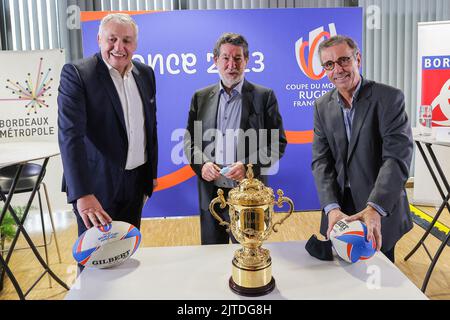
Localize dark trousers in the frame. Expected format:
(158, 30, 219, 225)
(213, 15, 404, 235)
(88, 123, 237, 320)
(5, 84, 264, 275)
(342, 187, 396, 263)
(73, 164, 146, 237)
(74, 165, 146, 273)
(200, 187, 238, 245)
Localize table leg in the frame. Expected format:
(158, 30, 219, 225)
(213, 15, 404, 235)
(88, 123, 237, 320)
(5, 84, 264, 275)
(0, 164, 24, 298)
(421, 232, 450, 292)
(0, 254, 25, 300)
(405, 142, 450, 260)
(419, 143, 450, 292)
(404, 193, 450, 261)
(0, 159, 69, 299)
(38, 190, 52, 288)
(426, 143, 450, 197)
(416, 142, 450, 211)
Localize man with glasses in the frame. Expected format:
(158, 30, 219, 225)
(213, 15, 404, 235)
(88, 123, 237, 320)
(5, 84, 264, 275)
(311, 35, 413, 263)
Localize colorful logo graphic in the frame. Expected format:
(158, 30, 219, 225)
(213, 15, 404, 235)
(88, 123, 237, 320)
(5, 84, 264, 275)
(295, 23, 337, 80)
(97, 223, 112, 233)
(0, 57, 53, 115)
(421, 55, 450, 127)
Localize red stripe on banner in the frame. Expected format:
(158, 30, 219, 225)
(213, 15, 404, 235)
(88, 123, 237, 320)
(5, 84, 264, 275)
(81, 11, 158, 22)
(154, 165, 196, 192)
(153, 131, 313, 192)
(285, 130, 314, 144)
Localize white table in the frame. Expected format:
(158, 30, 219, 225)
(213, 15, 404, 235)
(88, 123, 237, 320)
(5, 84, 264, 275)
(65, 240, 427, 300)
(0, 141, 69, 299)
(0, 141, 60, 168)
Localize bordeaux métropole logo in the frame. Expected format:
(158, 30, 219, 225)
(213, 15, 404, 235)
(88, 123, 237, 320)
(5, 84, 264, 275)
(0, 57, 56, 140)
(1, 57, 53, 115)
(295, 23, 337, 80)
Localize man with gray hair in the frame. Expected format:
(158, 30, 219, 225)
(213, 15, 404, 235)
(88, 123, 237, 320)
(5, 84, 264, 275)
(58, 13, 158, 239)
(311, 35, 413, 262)
(184, 32, 287, 245)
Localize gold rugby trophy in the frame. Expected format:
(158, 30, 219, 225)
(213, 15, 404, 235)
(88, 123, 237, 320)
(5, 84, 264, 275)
(209, 164, 294, 296)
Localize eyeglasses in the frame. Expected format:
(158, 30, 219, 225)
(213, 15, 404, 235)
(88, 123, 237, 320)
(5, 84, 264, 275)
(321, 56, 354, 71)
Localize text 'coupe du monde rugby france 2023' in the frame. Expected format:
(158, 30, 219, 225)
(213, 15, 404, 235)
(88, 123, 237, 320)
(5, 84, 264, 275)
(72, 221, 141, 268)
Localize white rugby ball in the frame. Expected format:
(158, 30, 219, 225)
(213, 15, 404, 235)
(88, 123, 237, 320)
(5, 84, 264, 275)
(330, 219, 376, 263)
(72, 221, 141, 268)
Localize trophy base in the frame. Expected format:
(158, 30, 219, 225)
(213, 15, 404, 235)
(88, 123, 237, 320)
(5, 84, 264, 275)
(230, 255, 274, 296)
(229, 276, 275, 297)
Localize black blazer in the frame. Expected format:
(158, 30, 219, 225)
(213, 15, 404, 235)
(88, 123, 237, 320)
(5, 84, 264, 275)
(312, 78, 413, 251)
(58, 53, 158, 206)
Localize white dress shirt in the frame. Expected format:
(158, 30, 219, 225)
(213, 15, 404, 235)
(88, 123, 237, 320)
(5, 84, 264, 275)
(104, 60, 147, 170)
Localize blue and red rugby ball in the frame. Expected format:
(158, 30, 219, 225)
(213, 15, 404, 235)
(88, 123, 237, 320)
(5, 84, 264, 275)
(330, 219, 376, 263)
(72, 221, 141, 268)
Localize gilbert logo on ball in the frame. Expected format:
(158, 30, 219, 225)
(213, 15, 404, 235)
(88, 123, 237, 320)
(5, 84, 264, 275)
(330, 219, 376, 263)
(72, 221, 141, 268)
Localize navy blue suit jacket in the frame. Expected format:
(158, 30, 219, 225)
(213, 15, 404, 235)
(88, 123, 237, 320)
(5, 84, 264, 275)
(57, 53, 158, 207)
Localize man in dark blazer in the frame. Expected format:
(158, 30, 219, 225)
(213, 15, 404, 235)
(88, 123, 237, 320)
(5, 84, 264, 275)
(58, 13, 158, 236)
(311, 35, 413, 262)
(184, 33, 287, 245)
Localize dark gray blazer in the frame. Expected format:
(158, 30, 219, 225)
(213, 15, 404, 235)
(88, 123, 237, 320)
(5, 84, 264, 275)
(311, 78, 413, 251)
(184, 79, 287, 211)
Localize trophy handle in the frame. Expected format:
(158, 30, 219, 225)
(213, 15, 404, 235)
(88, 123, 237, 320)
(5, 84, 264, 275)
(272, 189, 294, 233)
(208, 189, 231, 232)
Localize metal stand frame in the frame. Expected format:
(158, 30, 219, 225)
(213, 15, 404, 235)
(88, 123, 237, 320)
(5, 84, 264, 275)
(0, 159, 69, 299)
(404, 141, 450, 292)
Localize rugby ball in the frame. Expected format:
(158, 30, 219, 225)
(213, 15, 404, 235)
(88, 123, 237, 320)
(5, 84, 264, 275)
(330, 219, 376, 263)
(72, 221, 141, 268)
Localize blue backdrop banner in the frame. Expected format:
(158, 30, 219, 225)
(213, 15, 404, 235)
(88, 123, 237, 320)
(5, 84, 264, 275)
(81, 8, 363, 218)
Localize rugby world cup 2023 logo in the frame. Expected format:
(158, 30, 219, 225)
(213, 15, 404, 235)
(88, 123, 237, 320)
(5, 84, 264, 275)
(295, 23, 337, 80)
